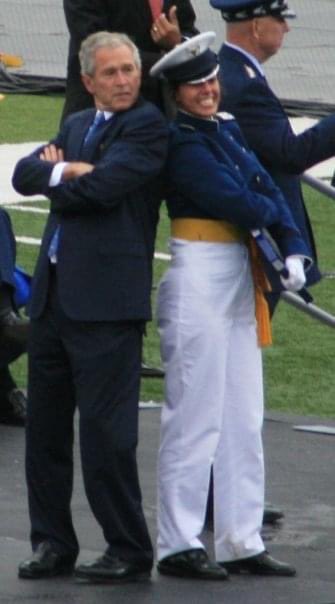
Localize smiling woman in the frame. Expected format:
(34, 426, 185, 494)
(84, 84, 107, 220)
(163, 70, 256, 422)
(148, 32, 307, 579)
(175, 75, 220, 117)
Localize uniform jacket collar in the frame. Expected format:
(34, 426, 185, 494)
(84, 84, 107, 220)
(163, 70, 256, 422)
(221, 43, 264, 78)
(176, 110, 221, 133)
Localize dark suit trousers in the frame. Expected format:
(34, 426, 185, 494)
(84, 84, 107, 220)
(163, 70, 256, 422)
(26, 270, 153, 565)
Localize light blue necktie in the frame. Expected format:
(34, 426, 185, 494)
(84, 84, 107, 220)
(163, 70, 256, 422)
(48, 225, 60, 263)
(48, 112, 105, 263)
(83, 111, 106, 146)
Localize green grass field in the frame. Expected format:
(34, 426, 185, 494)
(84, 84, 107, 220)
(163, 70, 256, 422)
(3, 93, 335, 417)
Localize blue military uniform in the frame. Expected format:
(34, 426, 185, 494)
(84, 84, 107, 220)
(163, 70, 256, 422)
(165, 111, 309, 262)
(151, 33, 306, 573)
(156, 108, 309, 565)
(0, 208, 29, 366)
(0, 209, 29, 425)
(216, 43, 335, 287)
(210, 0, 335, 289)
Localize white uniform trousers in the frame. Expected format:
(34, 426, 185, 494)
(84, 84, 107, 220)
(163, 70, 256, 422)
(157, 238, 265, 562)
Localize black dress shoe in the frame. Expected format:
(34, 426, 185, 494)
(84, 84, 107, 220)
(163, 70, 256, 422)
(221, 551, 296, 577)
(0, 388, 26, 426)
(0, 309, 29, 345)
(18, 542, 76, 579)
(74, 553, 152, 583)
(141, 363, 164, 378)
(157, 549, 229, 580)
(263, 502, 284, 524)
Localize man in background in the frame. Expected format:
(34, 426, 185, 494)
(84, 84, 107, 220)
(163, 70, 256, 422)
(207, 0, 335, 526)
(61, 0, 198, 121)
(0, 208, 29, 425)
(210, 0, 335, 301)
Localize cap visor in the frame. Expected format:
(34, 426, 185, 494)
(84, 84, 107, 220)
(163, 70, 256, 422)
(281, 8, 296, 18)
(188, 65, 220, 85)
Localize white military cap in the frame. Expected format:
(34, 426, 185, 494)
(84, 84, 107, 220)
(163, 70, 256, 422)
(210, 0, 296, 21)
(150, 32, 219, 85)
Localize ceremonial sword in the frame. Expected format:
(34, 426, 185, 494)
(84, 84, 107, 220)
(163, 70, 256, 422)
(251, 228, 335, 329)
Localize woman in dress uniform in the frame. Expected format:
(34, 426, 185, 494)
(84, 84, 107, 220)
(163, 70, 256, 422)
(150, 32, 310, 580)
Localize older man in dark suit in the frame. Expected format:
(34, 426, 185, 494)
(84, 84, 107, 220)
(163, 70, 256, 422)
(13, 30, 168, 584)
(61, 0, 198, 120)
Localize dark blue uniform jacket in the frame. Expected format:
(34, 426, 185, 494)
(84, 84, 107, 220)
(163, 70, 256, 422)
(218, 44, 335, 286)
(165, 111, 311, 289)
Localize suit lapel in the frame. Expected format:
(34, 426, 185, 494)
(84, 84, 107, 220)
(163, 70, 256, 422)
(66, 111, 96, 160)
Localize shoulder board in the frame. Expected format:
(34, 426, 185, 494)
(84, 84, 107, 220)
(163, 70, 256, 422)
(217, 111, 235, 121)
(244, 64, 257, 79)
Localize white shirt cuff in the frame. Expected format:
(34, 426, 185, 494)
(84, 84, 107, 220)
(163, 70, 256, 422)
(49, 162, 69, 187)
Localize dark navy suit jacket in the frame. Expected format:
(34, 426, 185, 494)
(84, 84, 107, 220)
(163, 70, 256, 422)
(12, 99, 168, 322)
(218, 44, 335, 286)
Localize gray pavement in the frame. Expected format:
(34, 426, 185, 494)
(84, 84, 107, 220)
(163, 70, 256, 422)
(1, 0, 335, 109)
(1, 408, 335, 603)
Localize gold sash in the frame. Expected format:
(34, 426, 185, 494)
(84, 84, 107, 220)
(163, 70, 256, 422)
(170, 218, 272, 347)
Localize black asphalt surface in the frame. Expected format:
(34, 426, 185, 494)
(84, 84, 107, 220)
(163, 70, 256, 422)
(1, 407, 335, 603)
(1, 1, 335, 600)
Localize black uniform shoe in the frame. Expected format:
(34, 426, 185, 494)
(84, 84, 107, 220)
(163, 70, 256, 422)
(18, 542, 76, 579)
(0, 309, 29, 345)
(0, 388, 26, 426)
(74, 553, 152, 583)
(141, 363, 164, 378)
(263, 502, 284, 524)
(220, 551, 296, 577)
(157, 549, 229, 580)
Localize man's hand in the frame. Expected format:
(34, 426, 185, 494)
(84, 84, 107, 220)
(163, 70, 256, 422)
(39, 144, 64, 163)
(40, 144, 93, 181)
(62, 162, 94, 181)
(151, 6, 182, 50)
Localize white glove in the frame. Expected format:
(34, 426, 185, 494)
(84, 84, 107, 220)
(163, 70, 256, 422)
(280, 256, 306, 292)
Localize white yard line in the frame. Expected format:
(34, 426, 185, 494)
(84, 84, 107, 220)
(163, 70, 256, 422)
(16, 236, 41, 246)
(4, 204, 49, 214)
(154, 251, 171, 261)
